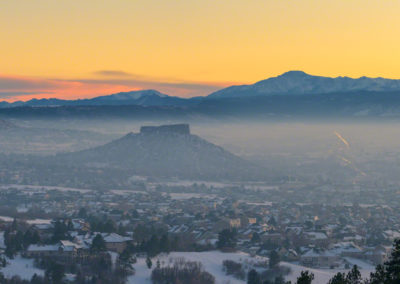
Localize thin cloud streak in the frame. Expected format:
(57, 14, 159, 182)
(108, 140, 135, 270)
(93, 70, 133, 77)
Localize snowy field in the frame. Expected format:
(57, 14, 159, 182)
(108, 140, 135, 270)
(164, 193, 217, 200)
(129, 251, 267, 284)
(128, 251, 375, 284)
(0, 215, 52, 225)
(1, 255, 44, 280)
(0, 251, 376, 283)
(0, 184, 92, 193)
(283, 259, 375, 284)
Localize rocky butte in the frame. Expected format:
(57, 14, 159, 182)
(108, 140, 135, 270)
(140, 124, 190, 135)
(53, 123, 263, 181)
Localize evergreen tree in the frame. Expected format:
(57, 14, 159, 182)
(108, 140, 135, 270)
(4, 229, 24, 257)
(91, 234, 106, 252)
(296, 271, 314, 284)
(78, 207, 87, 218)
(247, 269, 262, 284)
(346, 265, 362, 284)
(328, 272, 347, 284)
(251, 232, 261, 243)
(146, 257, 153, 269)
(118, 223, 126, 236)
(217, 229, 237, 249)
(11, 218, 18, 231)
(147, 235, 160, 257)
(31, 273, 45, 284)
(368, 264, 386, 284)
(74, 270, 86, 284)
(268, 216, 277, 228)
(103, 219, 116, 233)
(45, 263, 65, 284)
(52, 220, 69, 242)
(67, 219, 74, 231)
(384, 238, 400, 283)
(159, 234, 170, 253)
(23, 230, 40, 248)
(269, 250, 280, 268)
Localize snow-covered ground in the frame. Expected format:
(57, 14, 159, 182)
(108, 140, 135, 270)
(164, 193, 217, 200)
(283, 259, 375, 284)
(0, 215, 51, 225)
(0, 184, 92, 193)
(128, 251, 267, 284)
(0, 251, 376, 283)
(128, 251, 376, 284)
(1, 255, 44, 280)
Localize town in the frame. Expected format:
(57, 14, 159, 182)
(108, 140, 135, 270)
(0, 180, 398, 283)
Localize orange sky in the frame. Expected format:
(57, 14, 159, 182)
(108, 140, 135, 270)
(1, 0, 400, 101)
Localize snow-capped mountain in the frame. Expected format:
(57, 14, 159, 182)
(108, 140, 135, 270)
(0, 90, 192, 108)
(207, 71, 400, 98)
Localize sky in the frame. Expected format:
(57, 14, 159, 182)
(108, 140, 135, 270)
(1, 0, 400, 101)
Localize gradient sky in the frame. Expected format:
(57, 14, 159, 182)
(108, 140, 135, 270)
(1, 0, 400, 101)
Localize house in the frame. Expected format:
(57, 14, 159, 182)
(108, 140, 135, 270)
(300, 248, 340, 268)
(31, 223, 54, 239)
(25, 244, 59, 258)
(303, 231, 329, 246)
(261, 232, 282, 245)
(330, 242, 363, 258)
(101, 233, 133, 253)
(71, 219, 90, 232)
(364, 245, 392, 265)
(229, 218, 241, 228)
(248, 218, 257, 225)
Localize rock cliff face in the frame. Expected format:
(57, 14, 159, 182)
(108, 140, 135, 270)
(140, 124, 190, 135)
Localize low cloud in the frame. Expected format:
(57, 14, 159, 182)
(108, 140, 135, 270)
(0, 76, 61, 91)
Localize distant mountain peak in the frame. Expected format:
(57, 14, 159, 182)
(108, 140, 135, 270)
(104, 89, 167, 99)
(278, 70, 310, 78)
(208, 71, 400, 98)
(0, 89, 194, 108)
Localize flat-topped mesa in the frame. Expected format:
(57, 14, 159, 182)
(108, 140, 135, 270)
(140, 124, 190, 135)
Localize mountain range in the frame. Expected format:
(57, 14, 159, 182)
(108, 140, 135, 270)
(0, 90, 193, 108)
(2, 71, 400, 109)
(207, 71, 400, 98)
(2, 71, 400, 119)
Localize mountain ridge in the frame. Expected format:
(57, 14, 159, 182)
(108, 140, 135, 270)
(3, 71, 400, 108)
(0, 90, 193, 108)
(207, 71, 400, 98)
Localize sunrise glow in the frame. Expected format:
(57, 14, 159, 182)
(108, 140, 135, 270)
(1, 0, 400, 101)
